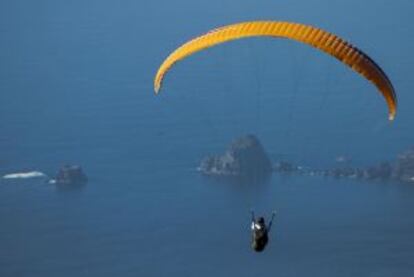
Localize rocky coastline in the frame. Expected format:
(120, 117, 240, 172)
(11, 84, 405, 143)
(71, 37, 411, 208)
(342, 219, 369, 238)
(199, 135, 414, 185)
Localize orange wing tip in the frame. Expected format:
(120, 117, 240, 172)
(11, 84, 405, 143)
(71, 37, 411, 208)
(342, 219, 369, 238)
(154, 84, 160, 94)
(154, 74, 162, 94)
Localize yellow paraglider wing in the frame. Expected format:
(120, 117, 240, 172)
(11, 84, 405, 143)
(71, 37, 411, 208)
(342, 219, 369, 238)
(154, 21, 396, 120)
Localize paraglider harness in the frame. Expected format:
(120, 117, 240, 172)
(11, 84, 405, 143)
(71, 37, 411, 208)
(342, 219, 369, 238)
(251, 211, 276, 252)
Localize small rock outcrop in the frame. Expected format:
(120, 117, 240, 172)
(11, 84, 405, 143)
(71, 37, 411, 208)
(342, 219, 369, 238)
(53, 165, 88, 187)
(392, 148, 414, 183)
(273, 148, 414, 184)
(274, 161, 302, 174)
(199, 135, 272, 183)
(320, 162, 393, 181)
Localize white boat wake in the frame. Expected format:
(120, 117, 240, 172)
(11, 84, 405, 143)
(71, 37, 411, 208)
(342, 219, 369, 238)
(2, 171, 47, 180)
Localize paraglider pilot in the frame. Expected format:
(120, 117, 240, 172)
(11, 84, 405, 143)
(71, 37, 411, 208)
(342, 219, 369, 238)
(251, 210, 276, 252)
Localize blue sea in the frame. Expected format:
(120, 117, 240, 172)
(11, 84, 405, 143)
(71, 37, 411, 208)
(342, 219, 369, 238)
(1, 1, 414, 276)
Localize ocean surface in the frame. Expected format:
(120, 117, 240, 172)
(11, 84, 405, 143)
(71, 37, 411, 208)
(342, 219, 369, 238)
(1, 1, 414, 276)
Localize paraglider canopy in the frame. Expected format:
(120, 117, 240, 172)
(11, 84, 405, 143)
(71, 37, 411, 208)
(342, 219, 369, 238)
(154, 21, 397, 121)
